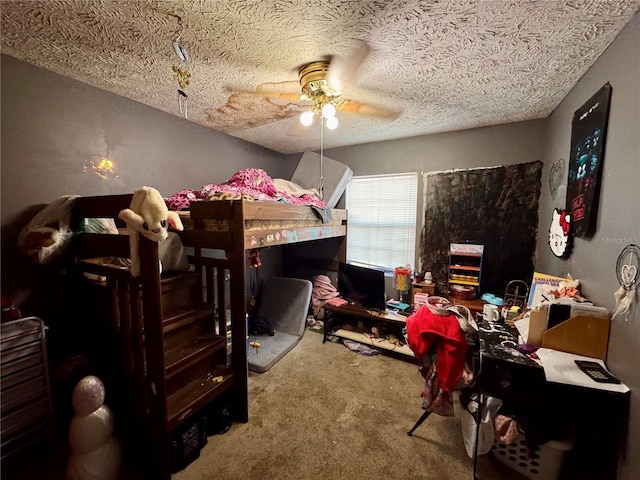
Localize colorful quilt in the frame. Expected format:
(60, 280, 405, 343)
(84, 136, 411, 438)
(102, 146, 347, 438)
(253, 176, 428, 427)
(166, 168, 326, 210)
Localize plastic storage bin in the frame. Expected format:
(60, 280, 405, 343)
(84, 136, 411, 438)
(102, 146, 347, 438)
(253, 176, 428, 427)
(492, 433, 573, 480)
(170, 414, 207, 473)
(1, 317, 54, 460)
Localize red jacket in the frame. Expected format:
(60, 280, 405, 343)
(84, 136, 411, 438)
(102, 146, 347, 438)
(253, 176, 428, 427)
(406, 306, 468, 392)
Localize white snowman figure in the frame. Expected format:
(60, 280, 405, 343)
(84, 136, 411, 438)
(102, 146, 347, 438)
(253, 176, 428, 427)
(66, 375, 122, 480)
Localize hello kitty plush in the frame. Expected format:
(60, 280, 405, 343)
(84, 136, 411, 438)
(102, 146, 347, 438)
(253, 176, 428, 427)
(118, 187, 183, 277)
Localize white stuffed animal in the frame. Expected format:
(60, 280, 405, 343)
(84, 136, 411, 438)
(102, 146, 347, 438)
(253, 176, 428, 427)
(118, 186, 184, 277)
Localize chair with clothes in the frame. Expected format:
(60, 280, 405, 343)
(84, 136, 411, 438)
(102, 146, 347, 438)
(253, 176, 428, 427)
(405, 297, 554, 480)
(405, 297, 484, 478)
(405, 296, 480, 435)
(406, 296, 481, 480)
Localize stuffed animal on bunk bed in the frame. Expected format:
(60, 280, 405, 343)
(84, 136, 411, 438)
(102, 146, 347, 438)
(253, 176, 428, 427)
(118, 186, 184, 277)
(17, 195, 80, 264)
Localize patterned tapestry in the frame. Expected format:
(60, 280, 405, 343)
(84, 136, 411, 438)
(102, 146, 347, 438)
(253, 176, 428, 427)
(419, 161, 543, 297)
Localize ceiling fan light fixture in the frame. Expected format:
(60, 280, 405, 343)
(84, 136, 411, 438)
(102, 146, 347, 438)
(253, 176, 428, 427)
(326, 116, 339, 130)
(321, 103, 336, 119)
(300, 110, 315, 126)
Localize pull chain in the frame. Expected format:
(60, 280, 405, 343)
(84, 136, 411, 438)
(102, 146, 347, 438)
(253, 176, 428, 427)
(171, 15, 190, 119)
(319, 117, 325, 201)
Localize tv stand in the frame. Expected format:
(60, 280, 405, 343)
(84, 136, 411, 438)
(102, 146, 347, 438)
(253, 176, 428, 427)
(322, 303, 416, 361)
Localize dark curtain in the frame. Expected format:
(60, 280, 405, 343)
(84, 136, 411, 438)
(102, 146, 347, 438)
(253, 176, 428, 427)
(419, 161, 543, 298)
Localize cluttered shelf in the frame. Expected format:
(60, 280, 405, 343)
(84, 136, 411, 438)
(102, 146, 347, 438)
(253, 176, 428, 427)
(322, 303, 415, 360)
(331, 329, 414, 357)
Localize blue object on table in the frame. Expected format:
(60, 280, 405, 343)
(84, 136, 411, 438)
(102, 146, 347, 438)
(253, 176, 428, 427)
(387, 300, 410, 310)
(488, 296, 505, 306)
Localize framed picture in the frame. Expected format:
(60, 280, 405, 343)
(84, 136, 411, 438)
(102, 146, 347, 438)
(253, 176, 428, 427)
(566, 83, 612, 237)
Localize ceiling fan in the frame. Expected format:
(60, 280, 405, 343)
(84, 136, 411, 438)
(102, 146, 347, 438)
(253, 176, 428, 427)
(234, 42, 400, 130)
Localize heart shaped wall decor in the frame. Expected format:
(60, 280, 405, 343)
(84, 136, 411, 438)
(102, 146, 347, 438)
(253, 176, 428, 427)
(549, 158, 565, 199)
(616, 244, 640, 291)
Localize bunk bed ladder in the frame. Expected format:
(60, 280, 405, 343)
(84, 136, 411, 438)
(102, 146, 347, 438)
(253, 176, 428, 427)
(137, 239, 171, 479)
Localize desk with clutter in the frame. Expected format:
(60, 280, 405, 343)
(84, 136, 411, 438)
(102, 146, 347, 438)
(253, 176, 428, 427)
(468, 273, 629, 480)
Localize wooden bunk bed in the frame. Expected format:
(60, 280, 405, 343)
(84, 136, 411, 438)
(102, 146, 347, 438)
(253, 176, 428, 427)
(68, 195, 347, 479)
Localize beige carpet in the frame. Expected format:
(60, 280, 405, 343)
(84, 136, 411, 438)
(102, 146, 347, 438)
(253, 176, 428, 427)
(2, 329, 524, 480)
(173, 330, 523, 480)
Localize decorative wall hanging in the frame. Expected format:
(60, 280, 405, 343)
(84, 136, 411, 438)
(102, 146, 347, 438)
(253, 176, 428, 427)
(420, 161, 543, 296)
(548, 158, 565, 199)
(171, 16, 191, 118)
(548, 208, 572, 258)
(566, 83, 612, 237)
(612, 244, 639, 321)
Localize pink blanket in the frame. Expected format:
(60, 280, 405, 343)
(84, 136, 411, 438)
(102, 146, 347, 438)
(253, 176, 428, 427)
(166, 168, 326, 210)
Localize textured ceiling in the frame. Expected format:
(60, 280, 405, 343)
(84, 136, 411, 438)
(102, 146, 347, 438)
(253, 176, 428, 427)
(2, 0, 639, 154)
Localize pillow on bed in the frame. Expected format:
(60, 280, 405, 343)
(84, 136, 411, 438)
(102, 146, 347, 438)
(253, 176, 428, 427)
(82, 218, 119, 234)
(272, 178, 320, 199)
(17, 195, 79, 264)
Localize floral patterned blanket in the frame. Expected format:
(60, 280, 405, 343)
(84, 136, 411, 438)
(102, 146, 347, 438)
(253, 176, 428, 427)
(166, 168, 326, 210)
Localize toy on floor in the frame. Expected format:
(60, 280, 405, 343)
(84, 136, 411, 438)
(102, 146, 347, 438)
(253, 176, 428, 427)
(118, 186, 184, 276)
(66, 375, 122, 480)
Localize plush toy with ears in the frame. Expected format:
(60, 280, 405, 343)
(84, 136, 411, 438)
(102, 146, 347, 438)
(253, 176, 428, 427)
(118, 186, 183, 277)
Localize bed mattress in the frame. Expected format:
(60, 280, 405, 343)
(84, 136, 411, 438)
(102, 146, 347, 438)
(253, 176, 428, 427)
(290, 151, 353, 209)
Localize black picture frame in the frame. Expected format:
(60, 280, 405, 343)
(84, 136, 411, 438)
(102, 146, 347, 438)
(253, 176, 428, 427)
(566, 83, 612, 237)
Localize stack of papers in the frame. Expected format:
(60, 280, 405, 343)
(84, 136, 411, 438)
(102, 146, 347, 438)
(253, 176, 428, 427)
(535, 348, 629, 393)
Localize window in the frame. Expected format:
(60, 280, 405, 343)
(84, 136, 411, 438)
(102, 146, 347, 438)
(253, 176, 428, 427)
(345, 173, 418, 271)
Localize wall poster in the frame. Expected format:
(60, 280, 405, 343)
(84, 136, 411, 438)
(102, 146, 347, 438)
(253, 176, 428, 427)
(566, 83, 612, 237)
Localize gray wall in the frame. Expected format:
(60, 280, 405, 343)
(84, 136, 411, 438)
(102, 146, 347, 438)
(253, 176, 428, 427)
(0, 56, 292, 219)
(317, 119, 547, 176)
(537, 12, 640, 480)
(1, 54, 290, 308)
(1, 10, 639, 479)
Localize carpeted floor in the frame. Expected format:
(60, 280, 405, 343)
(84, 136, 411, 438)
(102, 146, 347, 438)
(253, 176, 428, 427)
(173, 329, 524, 480)
(3, 328, 525, 480)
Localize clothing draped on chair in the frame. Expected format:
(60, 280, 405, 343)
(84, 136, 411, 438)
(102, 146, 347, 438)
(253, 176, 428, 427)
(406, 297, 478, 416)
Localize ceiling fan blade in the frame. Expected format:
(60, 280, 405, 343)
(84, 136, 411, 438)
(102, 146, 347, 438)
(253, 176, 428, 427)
(327, 41, 371, 91)
(288, 120, 310, 137)
(338, 99, 400, 120)
(228, 87, 303, 102)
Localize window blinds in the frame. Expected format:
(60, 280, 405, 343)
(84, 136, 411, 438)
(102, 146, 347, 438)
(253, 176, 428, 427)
(345, 173, 418, 271)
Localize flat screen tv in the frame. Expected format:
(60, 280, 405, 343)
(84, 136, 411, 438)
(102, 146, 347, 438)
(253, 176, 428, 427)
(338, 262, 386, 311)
